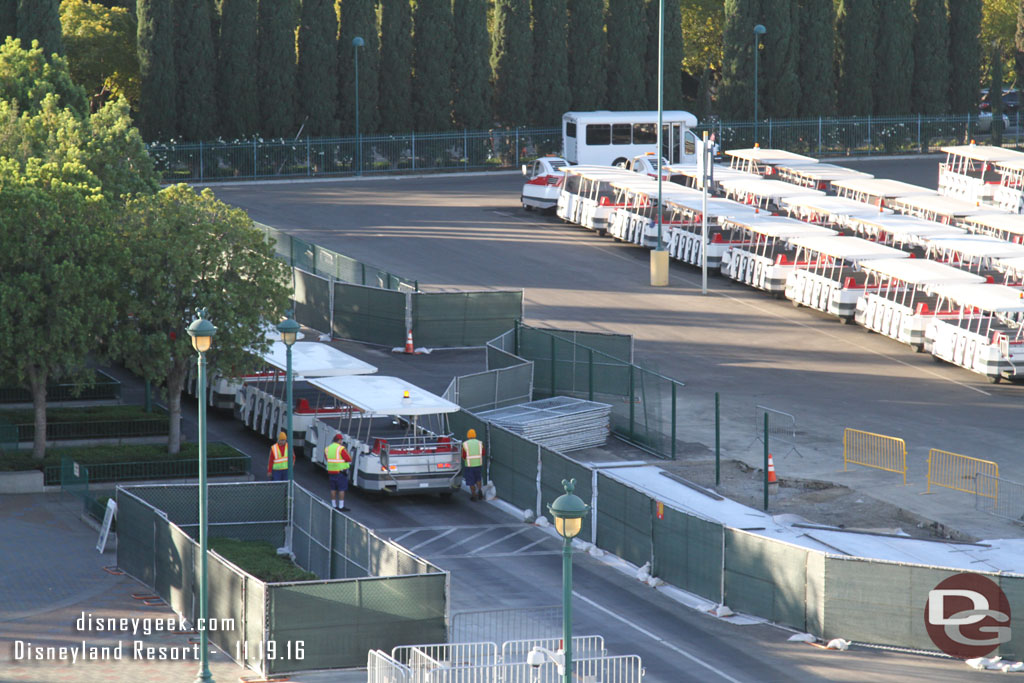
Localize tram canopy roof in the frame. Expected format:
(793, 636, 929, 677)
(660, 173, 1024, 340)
(718, 178, 825, 201)
(308, 376, 460, 416)
(787, 235, 910, 261)
(719, 215, 837, 239)
(830, 177, 934, 198)
(779, 195, 891, 219)
(847, 214, 966, 239)
(261, 342, 377, 378)
(923, 235, 1024, 259)
(663, 196, 760, 219)
(931, 283, 1024, 312)
(773, 163, 873, 182)
(940, 144, 1024, 163)
(858, 258, 986, 286)
(724, 148, 818, 164)
(962, 213, 1024, 237)
(890, 193, 1002, 218)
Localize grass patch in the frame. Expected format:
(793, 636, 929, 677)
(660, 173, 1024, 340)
(0, 442, 243, 472)
(209, 538, 316, 583)
(0, 404, 166, 424)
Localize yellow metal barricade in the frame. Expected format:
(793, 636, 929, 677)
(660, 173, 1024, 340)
(926, 449, 999, 499)
(843, 428, 907, 484)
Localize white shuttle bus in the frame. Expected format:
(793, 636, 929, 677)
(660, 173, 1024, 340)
(717, 215, 837, 294)
(853, 258, 985, 350)
(562, 111, 699, 167)
(925, 284, 1024, 383)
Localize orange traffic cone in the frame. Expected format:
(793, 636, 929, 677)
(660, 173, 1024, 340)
(767, 453, 778, 484)
(403, 330, 415, 354)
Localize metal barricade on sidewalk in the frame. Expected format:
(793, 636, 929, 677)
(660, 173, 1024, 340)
(501, 635, 605, 663)
(975, 472, 1024, 523)
(391, 642, 499, 668)
(450, 605, 562, 644)
(368, 650, 411, 683)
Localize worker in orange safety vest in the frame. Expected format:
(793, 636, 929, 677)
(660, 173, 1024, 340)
(267, 432, 290, 481)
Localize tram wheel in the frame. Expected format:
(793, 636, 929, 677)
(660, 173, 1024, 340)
(839, 317, 852, 325)
(990, 374, 1003, 384)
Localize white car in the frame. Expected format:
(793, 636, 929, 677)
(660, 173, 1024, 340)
(521, 156, 569, 211)
(978, 111, 1010, 133)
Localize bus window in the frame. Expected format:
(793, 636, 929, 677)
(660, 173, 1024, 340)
(684, 129, 696, 156)
(586, 124, 611, 145)
(612, 123, 632, 145)
(633, 123, 656, 144)
(566, 121, 577, 138)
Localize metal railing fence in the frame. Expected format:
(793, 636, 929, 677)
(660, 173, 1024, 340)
(0, 369, 121, 404)
(975, 473, 1024, 523)
(450, 605, 562, 645)
(842, 427, 907, 484)
(926, 449, 998, 498)
(46, 454, 251, 486)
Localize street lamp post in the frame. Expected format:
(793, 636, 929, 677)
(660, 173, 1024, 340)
(353, 36, 364, 176)
(753, 24, 767, 144)
(650, 0, 669, 287)
(548, 479, 590, 683)
(276, 315, 300, 553)
(187, 309, 216, 683)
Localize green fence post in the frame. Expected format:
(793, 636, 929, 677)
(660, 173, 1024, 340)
(670, 382, 676, 460)
(588, 348, 594, 402)
(360, 262, 366, 286)
(550, 335, 556, 396)
(514, 319, 520, 356)
(715, 392, 720, 485)
(199, 141, 204, 181)
(763, 412, 769, 511)
(629, 364, 635, 441)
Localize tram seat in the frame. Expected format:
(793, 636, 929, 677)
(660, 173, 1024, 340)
(842, 276, 865, 289)
(296, 398, 312, 413)
(985, 275, 995, 284)
(915, 302, 931, 315)
(775, 254, 789, 265)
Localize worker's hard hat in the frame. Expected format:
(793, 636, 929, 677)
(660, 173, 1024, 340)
(333, 433, 343, 442)
(467, 429, 476, 439)
(278, 431, 287, 441)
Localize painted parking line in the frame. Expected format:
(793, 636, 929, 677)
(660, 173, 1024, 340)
(467, 527, 534, 555)
(408, 527, 458, 552)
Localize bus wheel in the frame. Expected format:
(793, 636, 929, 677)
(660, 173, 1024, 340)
(991, 374, 1002, 384)
(613, 158, 628, 167)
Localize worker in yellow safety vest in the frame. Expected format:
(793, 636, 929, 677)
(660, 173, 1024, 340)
(324, 433, 352, 510)
(461, 429, 485, 501)
(267, 431, 290, 481)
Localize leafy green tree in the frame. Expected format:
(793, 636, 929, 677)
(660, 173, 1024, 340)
(378, 0, 413, 133)
(567, 0, 606, 110)
(296, 0, 336, 136)
(490, 0, 530, 126)
(760, 0, 800, 118)
(1015, 0, 1024, 87)
(338, 0, 379, 135)
(451, 0, 492, 129)
(644, 0, 684, 111)
(0, 165, 120, 460)
(412, 0, 453, 130)
(873, 0, 913, 114)
(257, 0, 296, 137)
(175, 0, 216, 141)
(606, 0, 647, 110)
(797, 0, 835, 116)
(948, 0, 982, 115)
(83, 98, 159, 201)
(60, 0, 139, 112)
(680, 0, 724, 76)
(992, 40, 1005, 145)
(115, 185, 291, 454)
(912, 0, 950, 114)
(717, 0, 759, 119)
(0, 36, 87, 115)
(17, 0, 61, 56)
(531, 0, 569, 125)
(216, 0, 258, 139)
(835, 0, 876, 115)
(1, 0, 16, 40)
(136, 0, 175, 139)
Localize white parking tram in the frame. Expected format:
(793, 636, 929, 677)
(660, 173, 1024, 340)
(724, 147, 818, 176)
(784, 235, 909, 320)
(853, 258, 986, 350)
(306, 375, 463, 495)
(845, 214, 965, 253)
(717, 215, 837, 293)
(772, 162, 872, 193)
(922, 234, 1024, 279)
(960, 213, 1024, 244)
(991, 158, 1024, 213)
(718, 178, 825, 213)
(831, 177, 934, 209)
(556, 166, 638, 232)
(658, 195, 761, 267)
(886, 192, 1001, 226)
(606, 178, 698, 247)
(778, 195, 890, 230)
(938, 144, 1024, 206)
(924, 283, 1024, 383)
(234, 342, 377, 456)
(668, 164, 761, 193)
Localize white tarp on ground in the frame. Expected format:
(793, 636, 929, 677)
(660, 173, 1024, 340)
(595, 464, 1024, 574)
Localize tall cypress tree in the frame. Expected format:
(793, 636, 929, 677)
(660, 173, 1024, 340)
(296, 0, 336, 136)
(695, 66, 713, 120)
(835, 0, 876, 115)
(176, 0, 216, 141)
(137, 0, 176, 140)
(718, 0, 759, 120)
(257, 0, 297, 137)
(947, 0, 981, 115)
(873, 0, 913, 114)
(17, 0, 61, 56)
(452, 0, 492, 129)
(490, 0, 530, 126)
(412, 0, 453, 131)
(217, 0, 259, 139)
(379, 0, 413, 133)
(912, 0, 950, 114)
(567, 0, 605, 110)
(1016, 1, 1024, 92)
(760, 0, 800, 118)
(606, 0, 646, 110)
(797, 0, 835, 116)
(338, 0, 380, 135)
(1, 1, 16, 40)
(531, 0, 569, 126)
(644, 0, 684, 111)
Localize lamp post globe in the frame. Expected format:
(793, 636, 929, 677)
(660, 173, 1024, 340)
(276, 316, 300, 347)
(548, 479, 590, 683)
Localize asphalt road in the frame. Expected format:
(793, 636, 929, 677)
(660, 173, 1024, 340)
(198, 157, 1003, 681)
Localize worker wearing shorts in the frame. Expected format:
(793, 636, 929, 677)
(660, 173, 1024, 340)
(324, 433, 352, 510)
(462, 429, 485, 501)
